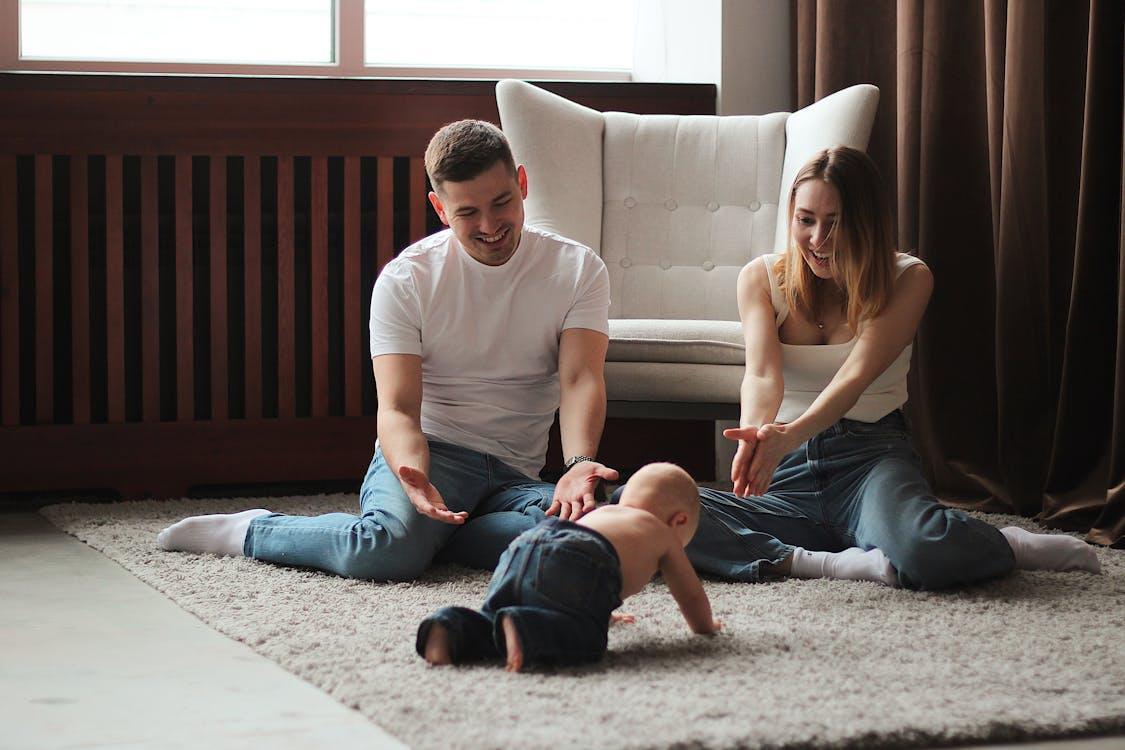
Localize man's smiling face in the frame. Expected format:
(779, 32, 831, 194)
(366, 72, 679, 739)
(428, 161, 528, 266)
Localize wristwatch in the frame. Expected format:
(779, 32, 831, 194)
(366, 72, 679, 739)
(564, 455, 595, 470)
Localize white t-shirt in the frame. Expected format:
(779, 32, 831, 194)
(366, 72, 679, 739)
(763, 252, 928, 424)
(369, 225, 610, 478)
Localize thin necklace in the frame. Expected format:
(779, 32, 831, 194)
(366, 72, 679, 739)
(809, 229, 836, 331)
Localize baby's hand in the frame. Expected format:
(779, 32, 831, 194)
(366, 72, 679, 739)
(699, 619, 723, 636)
(610, 612, 636, 626)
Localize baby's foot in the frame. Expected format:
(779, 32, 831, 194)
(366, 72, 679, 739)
(501, 616, 523, 673)
(422, 623, 453, 666)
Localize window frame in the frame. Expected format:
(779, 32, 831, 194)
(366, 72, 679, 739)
(0, 0, 632, 80)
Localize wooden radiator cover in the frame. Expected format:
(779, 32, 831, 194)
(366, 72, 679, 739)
(0, 74, 717, 500)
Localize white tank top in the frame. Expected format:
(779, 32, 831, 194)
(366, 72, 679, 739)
(763, 252, 927, 425)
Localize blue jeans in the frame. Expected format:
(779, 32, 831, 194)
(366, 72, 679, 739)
(683, 411, 1016, 590)
(243, 439, 554, 580)
(416, 518, 623, 666)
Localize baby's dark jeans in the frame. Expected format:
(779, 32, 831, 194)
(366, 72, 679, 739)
(416, 517, 623, 666)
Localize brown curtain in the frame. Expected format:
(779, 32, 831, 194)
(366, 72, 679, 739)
(794, 0, 1125, 545)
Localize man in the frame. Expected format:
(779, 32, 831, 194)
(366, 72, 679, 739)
(156, 119, 617, 581)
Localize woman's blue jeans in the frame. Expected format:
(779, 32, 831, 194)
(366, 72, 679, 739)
(243, 439, 554, 581)
(416, 518, 623, 666)
(685, 411, 1016, 590)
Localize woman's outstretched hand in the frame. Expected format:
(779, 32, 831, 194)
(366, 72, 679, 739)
(744, 423, 798, 497)
(722, 426, 761, 497)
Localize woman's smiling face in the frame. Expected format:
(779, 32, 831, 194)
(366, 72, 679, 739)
(791, 179, 841, 281)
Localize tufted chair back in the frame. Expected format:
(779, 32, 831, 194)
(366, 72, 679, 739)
(496, 80, 879, 323)
(496, 80, 879, 416)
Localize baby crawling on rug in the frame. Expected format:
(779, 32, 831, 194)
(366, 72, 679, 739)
(417, 462, 722, 671)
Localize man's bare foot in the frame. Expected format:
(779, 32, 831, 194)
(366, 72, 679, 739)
(423, 623, 453, 666)
(501, 616, 523, 672)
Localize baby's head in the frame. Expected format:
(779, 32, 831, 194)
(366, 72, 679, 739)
(617, 462, 700, 547)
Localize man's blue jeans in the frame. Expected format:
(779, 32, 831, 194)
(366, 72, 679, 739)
(416, 518, 623, 665)
(684, 411, 1017, 590)
(243, 439, 554, 581)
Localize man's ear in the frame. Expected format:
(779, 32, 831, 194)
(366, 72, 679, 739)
(428, 191, 449, 226)
(670, 510, 688, 529)
(517, 164, 528, 199)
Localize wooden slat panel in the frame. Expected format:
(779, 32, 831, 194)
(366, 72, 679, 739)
(376, 156, 394, 274)
(243, 156, 262, 419)
(140, 156, 160, 421)
(209, 157, 228, 420)
(105, 155, 124, 423)
(34, 155, 52, 424)
(0, 155, 18, 426)
(276, 157, 295, 419)
(311, 156, 328, 417)
(343, 156, 360, 416)
(174, 154, 193, 421)
(0, 75, 716, 157)
(408, 156, 426, 243)
(70, 157, 90, 424)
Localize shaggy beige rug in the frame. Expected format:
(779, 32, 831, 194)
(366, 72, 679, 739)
(41, 495, 1125, 750)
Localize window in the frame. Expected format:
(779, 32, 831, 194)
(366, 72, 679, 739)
(20, 0, 334, 64)
(364, 0, 634, 73)
(4, 0, 636, 79)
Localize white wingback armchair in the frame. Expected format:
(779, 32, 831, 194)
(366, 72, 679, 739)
(496, 80, 879, 418)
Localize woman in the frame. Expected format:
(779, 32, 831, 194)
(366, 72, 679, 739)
(683, 146, 1099, 590)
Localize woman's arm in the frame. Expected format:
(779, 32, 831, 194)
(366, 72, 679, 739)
(725, 258, 785, 496)
(740, 262, 933, 496)
(785, 263, 933, 445)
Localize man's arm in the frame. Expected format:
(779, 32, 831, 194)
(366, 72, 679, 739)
(372, 354, 466, 524)
(660, 542, 722, 635)
(550, 327, 618, 520)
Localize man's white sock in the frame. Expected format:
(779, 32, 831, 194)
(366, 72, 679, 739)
(156, 509, 272, 556)
(789, 546, 899, 587)
(1000, 526, 1101, 573)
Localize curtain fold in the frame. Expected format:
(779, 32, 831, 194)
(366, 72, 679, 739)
(794, 0, 1124, 545)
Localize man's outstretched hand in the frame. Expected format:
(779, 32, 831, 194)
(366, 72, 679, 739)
(397, 465, 468, 524)
(548, 460, 619, 521)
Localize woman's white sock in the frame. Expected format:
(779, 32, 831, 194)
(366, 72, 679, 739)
(156, 509, 272, 556)
(1000, 526, 1101, 573)
(789, 546, 899, 587)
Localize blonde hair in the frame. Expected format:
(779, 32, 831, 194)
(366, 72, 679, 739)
(776, 146, 896, 330)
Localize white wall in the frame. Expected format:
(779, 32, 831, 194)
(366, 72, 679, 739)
(633, 0, 791, 116)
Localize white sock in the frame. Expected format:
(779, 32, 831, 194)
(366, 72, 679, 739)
(789, 546, 899, 587)
(1000, 526, 1101, 573)
(156, 509, 272, 556)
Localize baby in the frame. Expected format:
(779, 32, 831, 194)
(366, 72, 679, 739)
(417, 462, 722, 671)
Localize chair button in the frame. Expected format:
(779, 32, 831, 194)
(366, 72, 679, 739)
(702, 260, 715, 271)
(664, 199, 678, 211)
(624, 197, 637, 209)
(749, 201, 762, 211)
(660, 260, 672, 270)
(620, 258, 632, 268)
(707, 201, 719, 212)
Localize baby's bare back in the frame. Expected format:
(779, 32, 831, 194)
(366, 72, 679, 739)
(577, 505, 676, 599)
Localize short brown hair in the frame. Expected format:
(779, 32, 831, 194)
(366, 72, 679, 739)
(424, 119, 517, 191)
